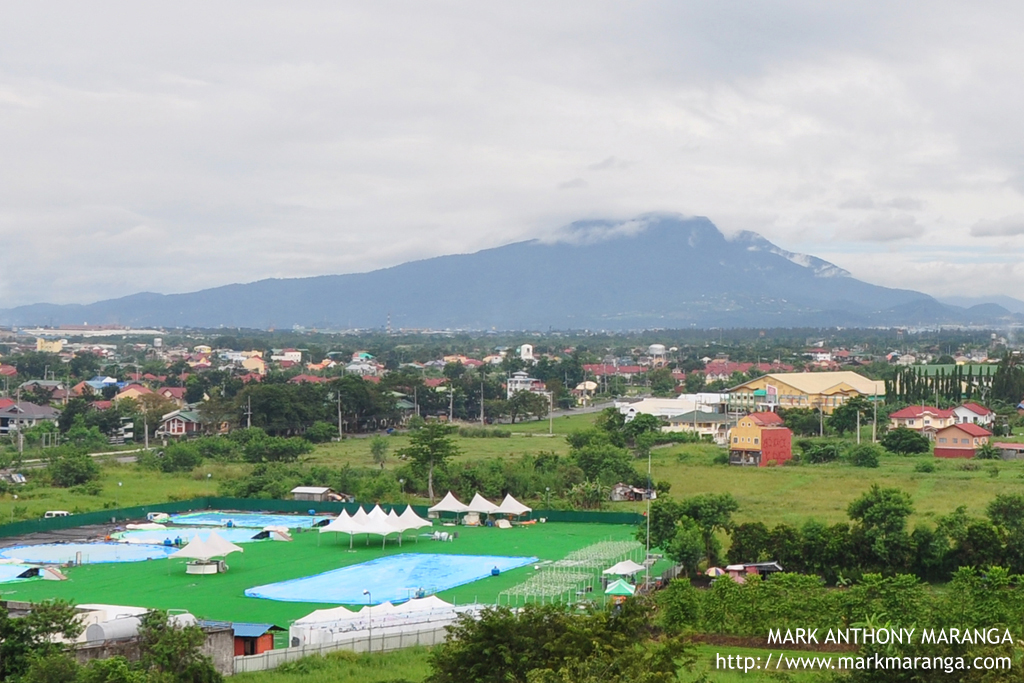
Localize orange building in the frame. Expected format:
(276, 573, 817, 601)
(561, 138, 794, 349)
(728, 412, 793, 467)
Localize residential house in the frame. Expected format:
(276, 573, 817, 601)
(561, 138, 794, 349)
(727, 412, 792, 467)
(610, 482, 652, 502)
(115, 384, 153, 403)
(888, 406, 956, 439)
(994, 442, 1024, 460)
(157, 387, 188, 407)
(953, 403, 995, 427)
(271, 349, 302, 364)
(158, 410, 203, 437)
(727, 371, 885, 415)
(241, 357, 267, 376)
(0, 402, 61, 436)
(506, 371, 546, 399)
(35, 338, 64, 353)
(288, 374, 328, 384)
(663, 411, 735, 445)
(934, 423, 992, 458)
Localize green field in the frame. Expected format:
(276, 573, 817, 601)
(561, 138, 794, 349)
(2, 521, 638, 625)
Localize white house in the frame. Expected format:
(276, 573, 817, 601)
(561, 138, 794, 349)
(506, 371, 545, 399)
(954, 403, 995, 427)
(271, 349, 303, 363)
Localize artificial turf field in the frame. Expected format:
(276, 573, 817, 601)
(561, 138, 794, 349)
(1, 521, 639, 626)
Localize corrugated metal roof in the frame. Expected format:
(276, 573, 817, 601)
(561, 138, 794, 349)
(231, 622, 279, 638)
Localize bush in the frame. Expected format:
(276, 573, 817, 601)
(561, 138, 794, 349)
(47, 450, 100, 487)
(798, 439, 842, 464)
(846, 443, 882, 468)
(974, 443, 1001, 460)
(243, 435, 314, 463)
(70, 481, 103, 496)
(304, 421, 337, 443)
(881, 427, 930, 455)
(458, 427, 511, 438)
(712, 453, 729, 465)
(913, 461, 935, 473)
(160, 442, 204, 473)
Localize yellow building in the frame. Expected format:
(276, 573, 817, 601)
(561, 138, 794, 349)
(727, 371, 884, 415)
(242, 356, 267, 376)
(36, 338, 64, 353)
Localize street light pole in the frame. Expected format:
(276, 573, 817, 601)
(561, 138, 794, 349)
(645, 445, 652, 591)
(362, 590, 372, 653)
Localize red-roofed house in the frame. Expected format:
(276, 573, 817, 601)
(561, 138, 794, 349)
(934, 423, 992, 458)
(158, 387, 188, 407)
(888, 405, 956, 437)
(0, 366, 17, 377)
(115, 384, 153, 402)
(424, 378, 448, 389)
(238, 373, 263, 384)
(361, 375, 381, 384)
(0, 398, 14, 410)
(91, 400, 113, 411)
(954, 403, 995, 428)
(728, 412, 791, 466)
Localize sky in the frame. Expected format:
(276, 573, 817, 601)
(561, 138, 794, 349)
(1, 1, 1023, 307)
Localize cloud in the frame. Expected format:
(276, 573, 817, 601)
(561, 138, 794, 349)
(0, 3, 1022, 305)
(588, 156, 631, 171)
(843, 215, 924, 242)
(970, 215, 1024, 237)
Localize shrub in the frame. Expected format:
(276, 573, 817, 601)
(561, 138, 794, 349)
(458, 427, 511, 438)
(47, 450, 100, 487)
(799, 440, 842, 464)
(304, 421, 337, 443)
(913, 461, 935, 473)
(712, 453, 729, 465)
(846, 443, 882, 468)
(160, 442, 204, 473)
(70, 481, 103, 496)
(881, 427, 930, 455)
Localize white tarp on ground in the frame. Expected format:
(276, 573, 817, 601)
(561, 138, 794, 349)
(495, 494, 532, 516)
(428, 492, 468, 514)
(125, 523, 166, 530)
(466, 493, 499, 514)
(602, 559, 645, 576)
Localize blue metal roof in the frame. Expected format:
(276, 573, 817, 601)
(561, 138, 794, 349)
(231, 622, 278, 638)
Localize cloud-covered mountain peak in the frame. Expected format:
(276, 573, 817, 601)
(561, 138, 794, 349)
(730, 230, 851, 278)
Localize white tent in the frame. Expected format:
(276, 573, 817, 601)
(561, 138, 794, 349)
(428, 492, 468, 515)
(170, 532, 243, 562)
(467, 493, 499, 515)
(367, 504, 389, 522)
(294, 604, 356, 625)
(358, 515, 401, 549)
(602, 559, 645, 576)
(495, 494, 532, 517)
(203, 531, 245, 558)
(394, 595, 452, 612)
(320, 510, 365, 548)
(351, 506, 369, 524)
(397, 506, 432, 533)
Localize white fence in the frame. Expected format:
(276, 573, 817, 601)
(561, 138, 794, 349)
(232, 625, 449, 674)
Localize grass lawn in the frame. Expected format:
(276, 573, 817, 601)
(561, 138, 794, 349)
(649, 442, 1024, 526)
(3, 522, 637, 625)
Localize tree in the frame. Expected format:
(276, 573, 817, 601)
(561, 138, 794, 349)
(827, 396, 870, 435)
(666, 517, 705, 575)
(727, 522, 770, 564)
(47, 449, 101, 487)
(304, 421, 336, 443)
(507, 391, 549, 424)
(881, 427, 930, 455)
(0, 599, 82, 680)
(398, 422, 461, 501)
(137, 610, 223, 683)
(846, 443, 882, 468)
(679, 493, 739, 565)
(684, 372, 706, 393)
(370, 435, 389, 469)
(780, 408, 822, 437)
(648, 368, 676, 397)
(571, 444, 638, 485)
(847, 485, 914, 571)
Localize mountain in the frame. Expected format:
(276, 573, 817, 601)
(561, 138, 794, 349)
(1, 214, 1018, 330)
(939, 295, 1024, 316)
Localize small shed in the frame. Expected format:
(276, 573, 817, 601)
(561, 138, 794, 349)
(291, 486, 332, 502)
(232, 622, 284, 656)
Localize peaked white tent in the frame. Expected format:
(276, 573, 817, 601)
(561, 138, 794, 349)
(203, 531, 245, 558)
(394, 595, 452, 612)
(428, 492, 468, 521)
(467, 493, 499, 515)
(351, 506, 369, 524)
(495, 494, 532, 517)
(397, 506, 432, 543)
(294, 604, 356, 625)
(359, 514, 401, 549)
(320, 510, 365, 548)
(169, 532, 243, 573)
(602, 559, 645, 576)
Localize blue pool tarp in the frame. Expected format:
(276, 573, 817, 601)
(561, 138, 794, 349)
(0, 543, 177, 564)
(117, 528, 263, 545)
(0, 564, 36, 583)
(170, 512, 331, 529)
(245, 553, 537, 604)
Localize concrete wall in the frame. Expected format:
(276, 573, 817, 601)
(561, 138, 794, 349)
(74, 626, 235, 677)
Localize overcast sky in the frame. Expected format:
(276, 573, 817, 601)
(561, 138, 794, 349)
(2, 1, 1023, 307)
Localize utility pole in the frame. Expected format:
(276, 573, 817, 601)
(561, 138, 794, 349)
(872, 391, 878, 443)
(819, 403, 824, 437)
(144, 414, 149, 451)
(448, 385, 454, 422)
(337, 395, 343, 439)
(548, 392, 553, 436)
(479, 373, 485, 426)
(856, 407, 861, 444)
(245, 396, 252, 429)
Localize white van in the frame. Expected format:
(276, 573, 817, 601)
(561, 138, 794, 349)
(43, 511, 70, 519)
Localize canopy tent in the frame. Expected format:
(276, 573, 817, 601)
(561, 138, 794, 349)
(358, 515, 401, 549)
(604, 579, 636, 596)
(351, 506, 369, 524)
(602, 559, 645, 576)
(705, 567, 727, 577)
(428, 492, 468, 519)
(495, 494, 532, 517)
(397, 505, 431, 530)
(466, 493, 499, 515)
(394, 595, 452, 612)
(367, 504, 390, 522)
(170, 532, 243, 563)
(320, 510, 365, 549)
(294, 604, 355, 625)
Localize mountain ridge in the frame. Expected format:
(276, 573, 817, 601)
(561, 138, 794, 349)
(1, 214, 1016, 330)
